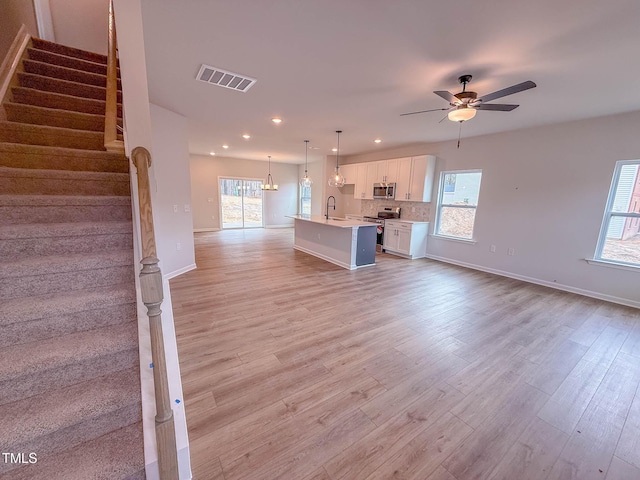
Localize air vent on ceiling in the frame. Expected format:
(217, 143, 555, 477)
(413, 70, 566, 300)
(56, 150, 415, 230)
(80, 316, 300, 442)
(196, 64, 256, 93)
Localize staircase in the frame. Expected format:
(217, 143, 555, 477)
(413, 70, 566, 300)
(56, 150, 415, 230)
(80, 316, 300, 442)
(0, 38, 145, 479)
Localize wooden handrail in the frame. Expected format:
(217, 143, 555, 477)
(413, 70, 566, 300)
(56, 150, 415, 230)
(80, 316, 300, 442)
(132, 146, 179, 479)
(0, 25, 31, 121)
(104, 0, 124, 153)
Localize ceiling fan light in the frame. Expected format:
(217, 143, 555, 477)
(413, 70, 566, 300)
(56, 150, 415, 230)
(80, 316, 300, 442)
(448, 107, 477, 122)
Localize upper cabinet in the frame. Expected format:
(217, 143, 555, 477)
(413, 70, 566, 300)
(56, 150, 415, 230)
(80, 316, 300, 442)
(354, 163, 376, 199)
(341, 154, 436, 202)
(340, 163, 357, 185)
(374, 159, 399, 184)
(395, 155, 436, 202)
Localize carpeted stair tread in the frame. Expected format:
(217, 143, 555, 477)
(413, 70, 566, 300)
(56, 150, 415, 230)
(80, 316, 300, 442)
(1, 367, 141, 455)
(0, 165, 129, 182)
(12, 86, 122, 117)
(0, 121, 105, 150)
(0, 142, 129, 172)
(0, 220, 132, 239)
(18, 72, 122, 103)
(1, 302, 137, 348)
(4, 102, 121, 132)
(0, 164, 130, 195)
(0, 283, 136, 326)
(0, 195, 132, 225)
(0, 250, 134, 299)
(0, 250, 133, 279)
(0, 194, 131, 206)
(0, 222, 134, 259)
(22, 59, 122, 90)
(5, 422, 145, 480)
(27, 47, 117, 76)
(0, 323, 139, 405)
(31, 38, 109, 65)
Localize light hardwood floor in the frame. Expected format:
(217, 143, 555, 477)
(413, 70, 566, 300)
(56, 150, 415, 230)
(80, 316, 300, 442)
(169, 228, 640, 480)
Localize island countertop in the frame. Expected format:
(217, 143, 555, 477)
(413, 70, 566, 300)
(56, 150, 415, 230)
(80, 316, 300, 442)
(287, 214, 373, 228)
(288, 215, 377, 269)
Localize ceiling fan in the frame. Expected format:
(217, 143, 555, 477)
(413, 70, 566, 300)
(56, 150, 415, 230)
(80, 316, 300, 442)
(401, 74, 536, 123)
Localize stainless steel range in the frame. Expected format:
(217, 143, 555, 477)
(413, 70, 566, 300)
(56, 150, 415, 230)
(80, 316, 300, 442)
(363, 207, 401, 252)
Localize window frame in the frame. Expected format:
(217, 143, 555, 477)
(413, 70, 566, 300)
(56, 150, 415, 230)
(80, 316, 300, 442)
(594, 159, 640, 267)
(434, 169, 483, 241)
(300, 183, 312, 215)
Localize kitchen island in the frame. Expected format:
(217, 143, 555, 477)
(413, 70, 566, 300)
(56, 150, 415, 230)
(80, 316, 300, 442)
(288, 215, 377, 270)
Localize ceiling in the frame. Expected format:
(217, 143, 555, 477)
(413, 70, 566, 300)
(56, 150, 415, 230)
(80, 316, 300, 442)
(138, 0, 640, 164)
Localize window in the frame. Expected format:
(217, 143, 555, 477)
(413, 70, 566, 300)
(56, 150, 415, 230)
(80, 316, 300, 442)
(219, 178, 263, 229)
(435, 170, 482, 240)
(595, 160, 640, 266)
(300, 184, 311, 215)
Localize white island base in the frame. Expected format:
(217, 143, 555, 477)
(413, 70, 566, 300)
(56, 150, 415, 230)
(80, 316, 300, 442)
(289, 215, 377, 270)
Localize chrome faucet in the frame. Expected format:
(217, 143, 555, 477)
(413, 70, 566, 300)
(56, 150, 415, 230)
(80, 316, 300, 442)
(326, 196, 336, 220)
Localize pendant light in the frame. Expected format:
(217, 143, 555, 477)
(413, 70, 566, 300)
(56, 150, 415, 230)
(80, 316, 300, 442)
(300, 140, 312, 188)
(328, 130, 345, 187)
(261, 155, 278, 191)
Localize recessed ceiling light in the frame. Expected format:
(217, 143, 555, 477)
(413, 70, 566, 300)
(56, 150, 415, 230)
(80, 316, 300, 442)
(271, 117, 282, 124)
(209, 151, 216, 156)
(222, 145, 229, 149)
(309, 146, 320, 150)
(332, 148, 338, 152)
(374, 138, 382, 143)
(242, 134, 251, 139)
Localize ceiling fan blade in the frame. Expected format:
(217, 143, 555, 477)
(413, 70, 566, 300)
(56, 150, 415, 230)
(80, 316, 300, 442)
(434, 90, 460, 105)
(400, 107, 450, 117)
(475, 80, 536, 104)
(474, 103, 519, 111)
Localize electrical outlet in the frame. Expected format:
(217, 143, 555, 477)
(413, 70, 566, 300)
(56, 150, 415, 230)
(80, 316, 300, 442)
(172, 204, 178, 213)
(184, 204, 191, 213)
(508, 248, 515, 256)
(176, 242, 182, 251)
(490, 245, 496, 253)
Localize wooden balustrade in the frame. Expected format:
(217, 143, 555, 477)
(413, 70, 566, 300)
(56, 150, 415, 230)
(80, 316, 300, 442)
(104, 0, 124, 153)
(132, 146, 179, 479)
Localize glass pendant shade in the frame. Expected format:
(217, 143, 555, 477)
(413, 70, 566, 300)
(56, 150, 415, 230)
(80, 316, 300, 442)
(300, 139, 313, 188)
(327, 130, 345, 187)
(448, 106, 477, 122)
(261, 155, 278, 191)
(328, 169, 345, 187)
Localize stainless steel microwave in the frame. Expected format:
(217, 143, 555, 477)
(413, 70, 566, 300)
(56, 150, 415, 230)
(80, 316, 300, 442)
(373, 183, 396, 199)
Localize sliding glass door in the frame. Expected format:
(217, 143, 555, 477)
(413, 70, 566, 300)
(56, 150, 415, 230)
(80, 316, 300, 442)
(220, 178, 263, 229)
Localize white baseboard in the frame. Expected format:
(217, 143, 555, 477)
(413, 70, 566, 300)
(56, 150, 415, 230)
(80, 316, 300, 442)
(424, 253, 640, 309)
(293, 245, 353, 270)
(265, 224, 294, 229)
(163, 263, 196, 280)
(193, 228, 220, 232)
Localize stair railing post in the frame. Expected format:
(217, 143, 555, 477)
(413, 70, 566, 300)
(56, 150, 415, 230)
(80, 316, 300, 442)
(132, 146, 179, 479)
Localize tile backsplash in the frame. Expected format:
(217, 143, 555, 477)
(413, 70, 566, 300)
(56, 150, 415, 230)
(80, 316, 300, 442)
(361, 200, 431, 222)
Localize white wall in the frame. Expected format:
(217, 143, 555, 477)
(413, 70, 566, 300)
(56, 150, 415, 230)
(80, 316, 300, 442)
(190, 154, 299, 230)
(149, 103, 196, 277)
(49, 0, 108, 54)
(345, 111, 640, 307)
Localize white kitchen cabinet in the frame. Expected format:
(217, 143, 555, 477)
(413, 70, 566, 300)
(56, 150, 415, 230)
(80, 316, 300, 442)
(375, 159, 398, 183)
(384, 158, 398, 183)
(395, 155, 436, 202)
(383, 221, 429, 259)
(395, 157, 412, 201)
(340, 163, 357, 185)
(354, 163, 376, 199)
